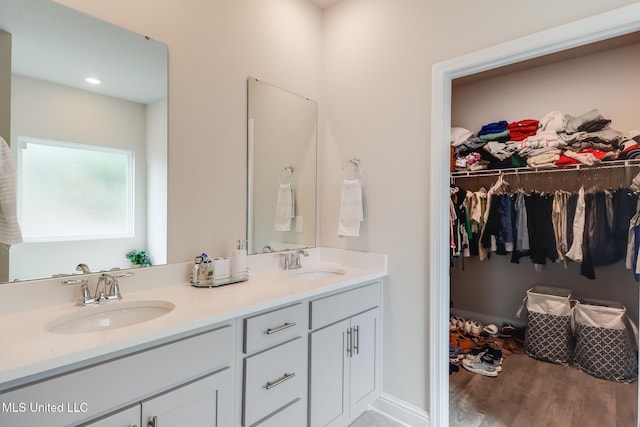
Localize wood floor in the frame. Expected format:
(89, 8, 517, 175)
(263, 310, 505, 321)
(450, 353, 638, 427)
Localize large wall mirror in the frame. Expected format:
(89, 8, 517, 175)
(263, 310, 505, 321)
(0, 0, 167, 282)
(247, 78, 317, 255)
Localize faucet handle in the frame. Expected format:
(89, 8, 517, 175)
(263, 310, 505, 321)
(279, 253, 292, 270)
(292, 249, 309, 268)
(61, 278, 95, 306)
(105, 275, 123, 301)
(79, 282, 95, 306)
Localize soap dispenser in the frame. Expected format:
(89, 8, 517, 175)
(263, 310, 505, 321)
(231, 239, 248, 282)
(192, 255, 203, 286)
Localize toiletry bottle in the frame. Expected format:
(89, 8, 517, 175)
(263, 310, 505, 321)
(231, 239, 248, 281)
(200, 253, 213, 285)
(192, 256, 203, 285)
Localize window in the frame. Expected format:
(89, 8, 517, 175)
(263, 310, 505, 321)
(17, 136, 134, 242)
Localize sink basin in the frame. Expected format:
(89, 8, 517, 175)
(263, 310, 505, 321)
(290, 268, 346, 280)
(45, 300, 175, 334)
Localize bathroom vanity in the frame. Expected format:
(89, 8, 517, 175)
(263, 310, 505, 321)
(0, 248, 386, 427)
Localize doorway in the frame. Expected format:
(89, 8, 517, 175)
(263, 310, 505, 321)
(428, 4, 640, 426)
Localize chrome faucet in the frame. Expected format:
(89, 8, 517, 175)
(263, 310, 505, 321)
(63, 272, 132, 306)
(76, 263, 91, 274)
(280, 249, 309, 270)
(292, 249, 309, 269)
(94, 274, 113, 303)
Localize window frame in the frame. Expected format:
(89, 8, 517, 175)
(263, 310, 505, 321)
(16, 136, 135, 242)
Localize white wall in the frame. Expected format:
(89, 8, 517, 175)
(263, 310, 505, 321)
(9, 74, 148, 278)
(452, 41, 640, 134)
(52, 0, 640, 419)
(320, 0, 640, 416)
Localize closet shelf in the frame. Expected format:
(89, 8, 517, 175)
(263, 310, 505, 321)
(451, 158, 640, 178)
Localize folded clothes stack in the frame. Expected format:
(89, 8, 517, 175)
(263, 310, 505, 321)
(451, 108, 635, 171)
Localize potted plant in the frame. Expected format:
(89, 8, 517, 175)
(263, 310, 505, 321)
(126, 250, 151, 267)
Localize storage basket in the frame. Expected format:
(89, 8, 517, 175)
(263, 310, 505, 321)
(572, 299, 638, 383)
(517, 285, 573, 365)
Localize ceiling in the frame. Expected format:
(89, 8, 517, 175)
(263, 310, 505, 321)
(0, 0, 167, 104)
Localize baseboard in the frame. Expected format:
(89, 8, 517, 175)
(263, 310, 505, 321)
(370, 393, 430, 427)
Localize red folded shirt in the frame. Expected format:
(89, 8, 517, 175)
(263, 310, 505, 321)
(556, 148, 613, 166)
(508, 119, 539, 141)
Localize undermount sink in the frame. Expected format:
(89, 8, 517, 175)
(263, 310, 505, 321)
(290, 267, 346, 280)
(45, 300, 175, 334)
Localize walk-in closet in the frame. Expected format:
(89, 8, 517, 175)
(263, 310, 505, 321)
(447, 30, 640, 427)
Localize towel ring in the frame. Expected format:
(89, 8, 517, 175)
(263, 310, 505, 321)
(342, 158, 361, 180)
(279, 166, 294, 185)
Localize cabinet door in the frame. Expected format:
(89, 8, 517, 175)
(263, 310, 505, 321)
(309, 319, 350, 427)
(142, 367, 233, 427)
(82, 404, 140, 427)
(349, 308, 379, 415)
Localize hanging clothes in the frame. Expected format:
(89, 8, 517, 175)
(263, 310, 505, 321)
(525, 192, 558, 267)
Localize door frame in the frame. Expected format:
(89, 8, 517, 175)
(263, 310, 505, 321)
(428, 4, 640, 426)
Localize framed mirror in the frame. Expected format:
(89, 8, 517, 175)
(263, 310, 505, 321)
(0, 0, 167, 282)
(247, 78, 317, 255)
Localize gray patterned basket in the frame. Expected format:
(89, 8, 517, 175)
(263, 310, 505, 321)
(572, 300, 638, 383)
(517, 285, 574, 365)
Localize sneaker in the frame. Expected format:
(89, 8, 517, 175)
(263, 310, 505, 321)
(465, 348, 503, 372)
(461, 357, 498, 377)
(470, 320, 483, 335)
(463, 319, 474, 334)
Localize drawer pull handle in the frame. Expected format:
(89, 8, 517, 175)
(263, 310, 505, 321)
(148, 416, 158, 427)
(265, 372, 296, 389)
(353, 325, 360, 355)
(266, 322, 296, 335)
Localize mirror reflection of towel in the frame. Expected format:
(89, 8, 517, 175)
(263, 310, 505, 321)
(275, 183, 295, 231)
(338, 178, 363, 237)
(0, 137, 22, 246)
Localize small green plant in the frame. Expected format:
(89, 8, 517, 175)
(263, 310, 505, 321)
(126, 250, 151, 267)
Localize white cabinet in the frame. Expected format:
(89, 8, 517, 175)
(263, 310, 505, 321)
(309, 282, 382, 427)
(240, 303, 308, 427)
(84, 368, 233, 427)
(1, 324, 235, 427)
(82, 405, 140, 427)
(142, 368, 233, 427)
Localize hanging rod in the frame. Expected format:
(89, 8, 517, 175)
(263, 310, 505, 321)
(451, 159, 640, 179)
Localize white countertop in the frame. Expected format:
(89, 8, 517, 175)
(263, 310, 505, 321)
(0, 248, 387, 391)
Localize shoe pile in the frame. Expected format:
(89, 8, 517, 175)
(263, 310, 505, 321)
(461, 346, 503, 377)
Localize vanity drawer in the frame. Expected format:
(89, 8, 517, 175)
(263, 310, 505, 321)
(243, 302, 306, 354)
(243, 337, 307, 427)
(310, 281, 381, 330)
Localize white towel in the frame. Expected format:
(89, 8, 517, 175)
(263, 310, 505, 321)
(0, 137, 22, 246)
(275, 183, 295, 231)
(338, 178, 363, 237)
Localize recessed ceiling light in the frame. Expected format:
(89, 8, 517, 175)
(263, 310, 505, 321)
(86, 77, 101, 85)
